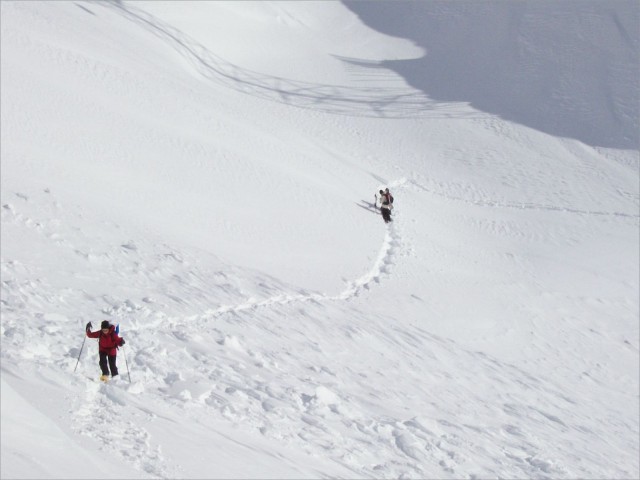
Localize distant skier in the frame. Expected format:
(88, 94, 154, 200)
(85, 320, 125, 381)
(377, 189, 392, 223)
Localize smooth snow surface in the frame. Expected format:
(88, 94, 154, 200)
(1, 1, 638, 479)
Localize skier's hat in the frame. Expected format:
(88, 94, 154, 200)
(101, 320, 110, 329)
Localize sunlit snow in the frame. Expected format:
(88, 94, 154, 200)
(1, 1, 638, 479)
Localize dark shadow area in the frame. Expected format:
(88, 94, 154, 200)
(75, 4, 95, 16)
(343, 1, 639, 149)
(356, 200, 379, 215)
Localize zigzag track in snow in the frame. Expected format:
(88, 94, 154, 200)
(193, 219, 401, 317)
(177, 180, 407, 326)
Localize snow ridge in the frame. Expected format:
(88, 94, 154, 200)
(107, 2, 474, 119)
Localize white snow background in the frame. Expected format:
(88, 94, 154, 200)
(1, 1, 639, 479)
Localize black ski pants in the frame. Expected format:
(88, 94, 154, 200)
(381, 206, 392, 223)
(99, 351, 119, 377)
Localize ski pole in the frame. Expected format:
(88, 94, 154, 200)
(121, 345, 131, 383)
(74, 335, 87, 373)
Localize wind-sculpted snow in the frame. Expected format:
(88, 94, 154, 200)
(1, 1, 638, 479)
(105, 1, 477, 120)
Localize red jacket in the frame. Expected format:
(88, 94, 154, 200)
(87, 326, 122, 355)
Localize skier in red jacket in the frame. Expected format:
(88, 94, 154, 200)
(85, 320, 125, 381)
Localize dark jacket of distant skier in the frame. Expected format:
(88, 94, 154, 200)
(86, 320, 125, 379)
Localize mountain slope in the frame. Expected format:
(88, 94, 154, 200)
(1, 1, 638, 478)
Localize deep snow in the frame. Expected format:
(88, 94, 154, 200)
(1, 1, 638, 479)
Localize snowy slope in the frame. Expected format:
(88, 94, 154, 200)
(1, 1, 638, 479)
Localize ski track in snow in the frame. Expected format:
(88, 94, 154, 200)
(144, 178, 409, 330)
(73, 378, 174, 478)
(407, 179, 640, 220)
